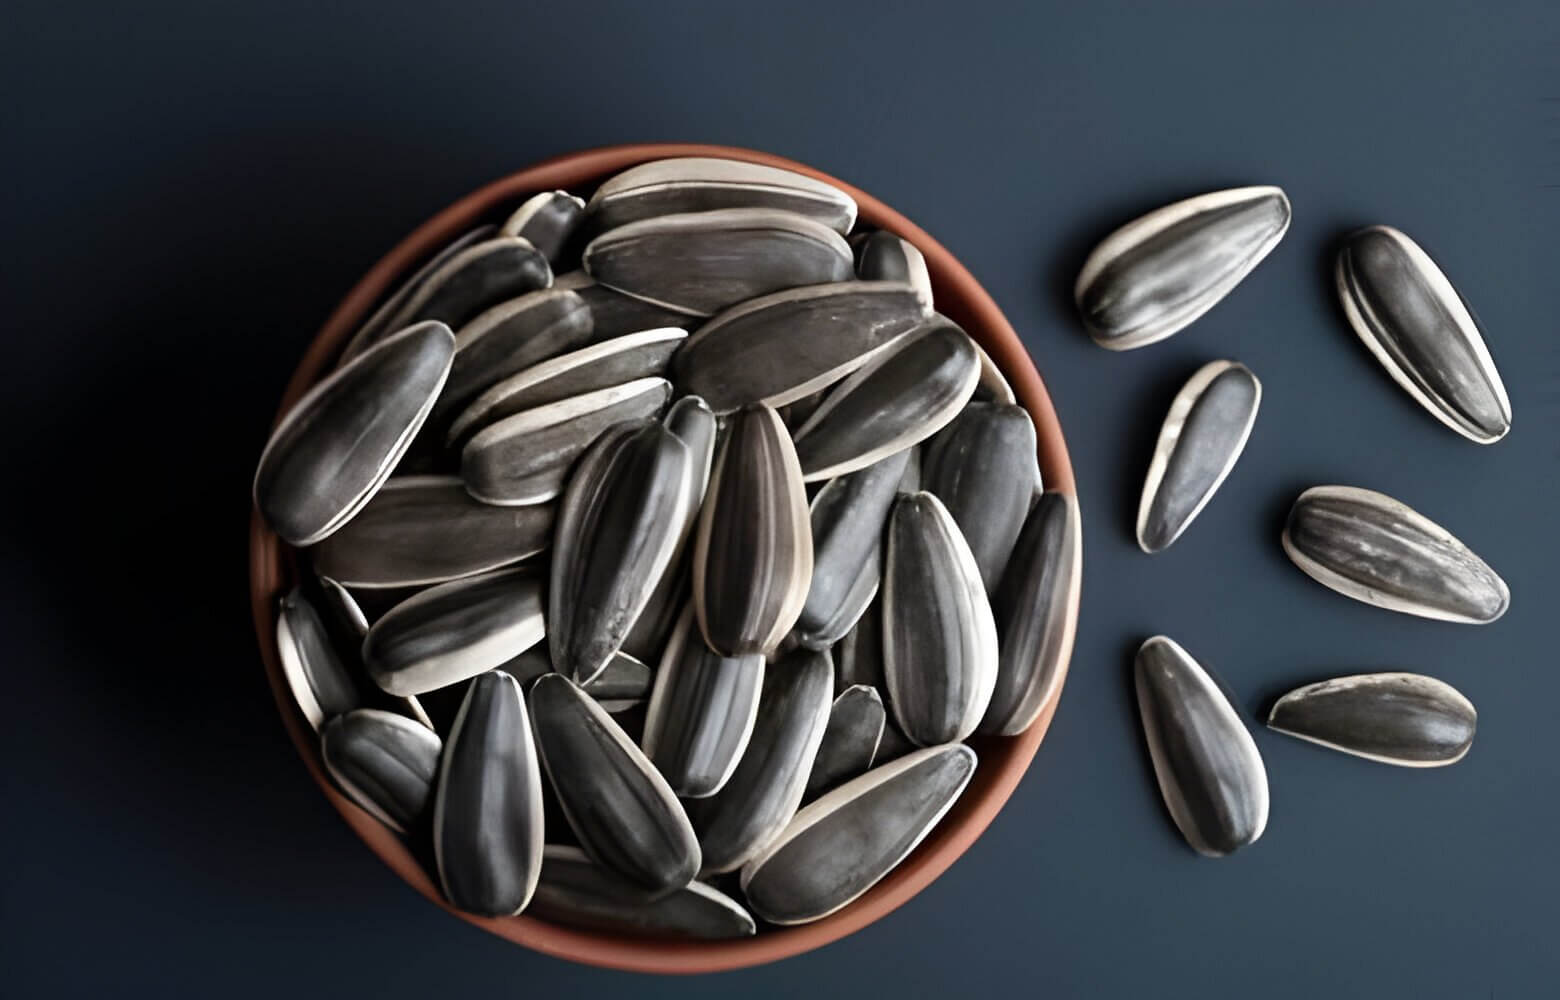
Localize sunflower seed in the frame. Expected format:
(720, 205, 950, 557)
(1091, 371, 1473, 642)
(1137, 360, 1260, 553)
(1076, 186, 1291, 350)
(362, 568, 545, 696)
(741, 743, 976, 925)
(553, 271, 694, 341)
(641, 605, 765, 798)
(1268, 672, 1476, 767)
(529, 845, 755, 939)
(438, 288, 594, 425)
(1135, 636, 1268, 857)
(792, 320, 980, 481)
(321, 709, 442, 833)
(882, 492, 999, 745)
(970, 338, 1016, 405)
(378, 235, 552, 339)
(1282, 485, 1509, 623)
(622, 396, 719, 661)
(501, 191, 588, 265)
(834, 595, 885, 693)
(804, 685, 886, 800)
(315, 576, 435, 729)
(310, 475, 552, 588)
(922, 402, 1040, 590)
(692, 404, 813, 656)
(688, 645, 833, 874)
(461, 377, 672, 506)
(433, 670, 545, 916)
(1336, 225, 1512, 443)
(674, 281, 931, 414)
(979, 491, 1082, 736)
(855, 231, 932, 309)
(793, 449, 909, 649)
(586, 157, 856, 235)
(529, 673, 701, 893)
(277, 585, 362, 730)
(339, 224, 498, 364)
(255, 321, 454, 546)
(549, 421, 693, 684)
(446, 327, 685, 450)
(584, 208, 854, 317)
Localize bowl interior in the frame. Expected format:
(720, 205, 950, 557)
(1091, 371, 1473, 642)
(248, 142, 1077, 973)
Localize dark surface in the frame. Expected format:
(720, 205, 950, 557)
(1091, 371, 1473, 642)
(3, 1, 1557, 996)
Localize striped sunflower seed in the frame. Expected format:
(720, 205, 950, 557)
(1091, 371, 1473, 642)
(529, 845, 755, 939)
(585, 156, 857, 235)
(1267, 672, 1476, 767)
(321, 708, 442, 834)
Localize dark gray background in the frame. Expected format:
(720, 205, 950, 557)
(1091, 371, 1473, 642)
(4, 1, 1556, 996)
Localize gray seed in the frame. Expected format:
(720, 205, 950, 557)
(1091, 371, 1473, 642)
(882, 492, 999, 745)
(793, 449, 909, 649)
(1137, 361, 1260, 554)
(1336, 225, 1512, 443)
(979, 491, 1083, 736)
(586, 156, 857, 235)
(641, 605, 764, 798)
(855, 230, 932, 309)
(529, 673, 701, 893)
(674, 281, 931, 415)
(692, 405, 813, 657)
(277, 585, 362, 730)
(688, 645, 833, 874)
(529, 845, 755, 939)
(447, 327, 684, 450)
(254, 321, 454, 546)
(549, 421, 693, 684)
(792, 320, 980, 482)
(432, 670, 545, 916)
(584, 208, 854, 317)
(622, 396, 719, 661)
(1135, 636, 1268, 857)
(741, 743, 976, 925)
(339, 224, 498, 364)
(922, 402, 1040, 591)
(500, 190, 587, 265)
(804, 685, 886, 801)
(362, 568, 545, 696)
(438, 288, 594, 426)
(378, 235, 552, 341)
(461, 377, 672, 506)
(321, 709, 442, 834)
(310, 475, 553, 588)
(1282, 485, 1509, 623)
(1267, 672, 1476, 767)
(834, 594, 885, 693)
(553, 270, 694, 341)
(315, 576, 434, 729)
(1076, 186, 1291, 350)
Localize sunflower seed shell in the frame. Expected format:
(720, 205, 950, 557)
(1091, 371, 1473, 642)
(804, 685, 886, 800)
(586, 156, 856, 235)
(1267, 672, 1476, 766)
(321, 709, 442, 833)
(921, 402, 1040, 590)
(501, 191, 588, 265)
(530, 845, 755, 938)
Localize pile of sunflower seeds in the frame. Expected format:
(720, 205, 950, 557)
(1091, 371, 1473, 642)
(1078, 187, 1508, 857)
(255, 158, 1083, 936)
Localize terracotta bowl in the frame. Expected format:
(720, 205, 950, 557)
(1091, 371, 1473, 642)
(248, 142, 1078, 973)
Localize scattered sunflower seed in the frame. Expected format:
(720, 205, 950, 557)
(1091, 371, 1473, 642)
(1136, 360, 1260, 554)
(1267, 672, 1476, 767)
(1335, 225, 1511, 443)
(1135, 636, 1268, 858)
(1076, 186, 1291, 350)
(1282, 485, 1509, 623)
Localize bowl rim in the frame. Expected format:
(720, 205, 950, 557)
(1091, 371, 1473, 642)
(248, 142, 1078, 974)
